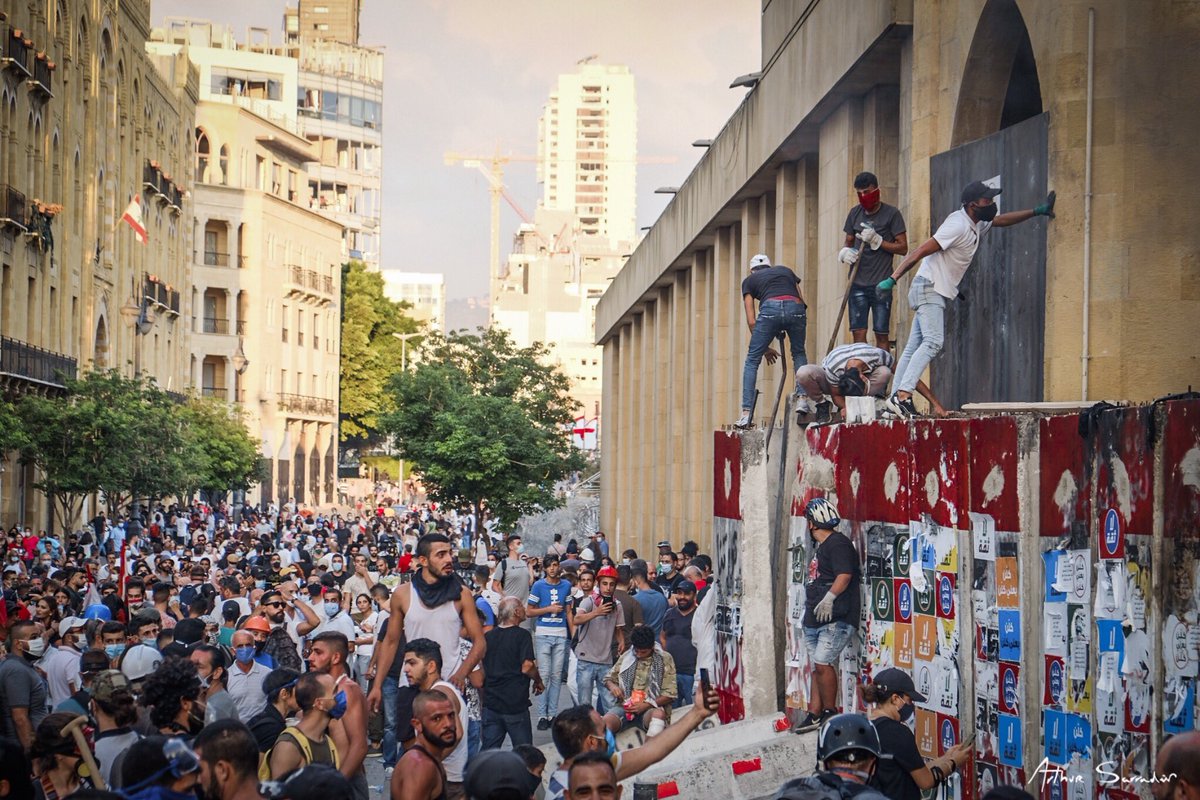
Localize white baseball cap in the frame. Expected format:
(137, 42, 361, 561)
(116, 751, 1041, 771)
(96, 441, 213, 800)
(750, 253, 771, 269)
(58, 616, 86, 637)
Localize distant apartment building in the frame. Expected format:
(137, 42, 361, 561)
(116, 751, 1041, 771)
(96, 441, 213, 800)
(0, 0, 198, 527)
(381, 271, 445, 332)
(537, 63, 637, 245)
(149, 23, 343, 508)
(285, 0, 362, 48)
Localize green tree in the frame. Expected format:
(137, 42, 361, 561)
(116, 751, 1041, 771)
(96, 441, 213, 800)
(381, 328, 585, 528)
(0, 399, 25, 452)
(183, 397, 264, 497)
(339, 260, 422, 448)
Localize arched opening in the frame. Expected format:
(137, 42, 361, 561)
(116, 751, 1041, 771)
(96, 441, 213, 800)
(195, 128, 210, 183)
(952, 0, 1043, 146)
(293, 441, 306, 504)
(308, 447, 320, 505)
(94, 316, 109, 369)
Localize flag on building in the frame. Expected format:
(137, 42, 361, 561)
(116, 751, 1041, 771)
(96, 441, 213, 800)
(120, 195, 147, 244)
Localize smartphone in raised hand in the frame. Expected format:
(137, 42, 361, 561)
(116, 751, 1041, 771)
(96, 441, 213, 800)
(699, 668, 712, 697)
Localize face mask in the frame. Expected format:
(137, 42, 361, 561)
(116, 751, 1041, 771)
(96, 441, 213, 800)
(603, 728, 616, 757)
(198, 671, 211, 690)
(105, 643, 126, 660)
(657, 563, 671, 576)
(235, 645, 256, 664)
(516, 544, 525, 555)
(328, 690, 348, 720)
(898, 700, 915, 722)
(332, 562, 343, 571)
(971, 202, 998, 222)
(487, 560, 497, 569)
(620, 558, 630, 566)
(858, 187, 881, 209)
(24, 638, 46, 658)
(255, 580, 267, 590)
(324, 602, 340, 617)
(141, 637, 158, 650)
(128, 601, 143, 611)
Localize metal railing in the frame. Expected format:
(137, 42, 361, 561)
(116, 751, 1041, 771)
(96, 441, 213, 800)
(31, 56, 52, 96)
(201, 251, 229, 266)
(2, 26, 30, 77)
(0, 336, 77, 388)
(287, 265, 334, 296)
(201, 386, 228, 399)
(278, 393, 335, 416)
(143, 161, 164, 195)
(0, 184, 26, 230)
(202, 317, 229, 334)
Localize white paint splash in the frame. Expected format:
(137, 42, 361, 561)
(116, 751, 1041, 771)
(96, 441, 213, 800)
(982, 464, 1005, 503)
(883, 463, 900, 502)
(850, 468, 862, 497)
(1182, 446, 1200, 492)
(1108, 455, 1132, 521)
(723, 459, 733, 504)
(925, 469, 940, 510)
(805, 453, 836, 490)
(1054, 469, 1078, 527)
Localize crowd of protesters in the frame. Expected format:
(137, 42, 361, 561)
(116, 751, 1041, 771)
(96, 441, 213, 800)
(0, 498, 725, 800)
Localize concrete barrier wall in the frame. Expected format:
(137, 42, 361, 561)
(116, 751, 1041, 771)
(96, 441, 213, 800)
(719, 398, 1200, 800)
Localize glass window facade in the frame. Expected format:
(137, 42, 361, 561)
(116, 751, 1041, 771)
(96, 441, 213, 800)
(299, 86, 381, 130)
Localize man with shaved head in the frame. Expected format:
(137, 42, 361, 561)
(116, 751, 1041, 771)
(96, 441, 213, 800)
(390, 690, 459, 800)
(1153, 731, 1200, 800)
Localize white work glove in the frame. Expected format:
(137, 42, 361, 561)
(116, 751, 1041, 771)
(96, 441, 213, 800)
(837, 246, 860, 266)
(814, 591, 837, 623)
(856, 227, 883, 251)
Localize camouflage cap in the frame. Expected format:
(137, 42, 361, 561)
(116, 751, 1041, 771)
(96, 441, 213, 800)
(91, 669, 132, 703)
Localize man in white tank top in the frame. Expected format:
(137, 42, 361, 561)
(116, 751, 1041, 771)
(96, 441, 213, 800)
(368, 533, 487, 713)
(403, 637, 468, 800)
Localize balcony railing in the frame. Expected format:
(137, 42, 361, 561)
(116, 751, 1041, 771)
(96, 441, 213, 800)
(278, 393, 335, 416)
(2, 26, 30, 78)
(0, 184, 27, 231)
(201, 386, 228, 399)
(143, 160, 164, 195)
(202, 317, 230, 334)
(0, 336, 77, 389)
(201, 251, 229, 266)
(285, 265, 334, 300)
(30, 54, 52, 97)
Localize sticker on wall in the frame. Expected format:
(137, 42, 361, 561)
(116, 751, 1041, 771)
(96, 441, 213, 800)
(895, 579, 913, 623)
(1045, 603, 1069, 657)
(973, 513, 996, 561)
(895, 622, 914, 669)
(1043, 549, 1068, 603)
(915, 708, 938, 756)
(936, 572, 956, 620)
(998, 610, 1021, 661)
(1065, 550, 1092, 605)
(1163, 615, 1199, 678)
(1100, 508, 1124, 559)
(997, 557, 1020, 608)
(1096, 620, 1125, 669)
(1066, 713, 1092, 758)
(872, 578, 894, 621)
(1096, 687, 1121, 734)
(1164, 676, 1196, 733)
(1044, 655, 1067, 707)
(997, 713, 1023, 767)
(893, 532, 911, 577)
(977, 762, 999, 797)
(999, 661, 1021, 715)
(937, 714, 960, 754)
(933, 655, 960, 715)
(1094, 561, 1127, 620)
(915, 615, 937, 662)
(1044, 709, 1068, 765)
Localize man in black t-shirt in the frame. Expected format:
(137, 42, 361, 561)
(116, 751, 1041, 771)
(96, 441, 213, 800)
(735, 253, 808, 429)
(838, 171, 908, 349)
(660, 581, 698, 706)
(481, 596, 543, 749)
(796, 498, 861, 732)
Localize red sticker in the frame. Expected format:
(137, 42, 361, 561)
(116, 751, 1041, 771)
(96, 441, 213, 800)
(657, 782, 680, 798)
(732, 758, 762, 775)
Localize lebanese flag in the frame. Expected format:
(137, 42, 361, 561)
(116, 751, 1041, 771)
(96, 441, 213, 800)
(120, 195, 148, 244)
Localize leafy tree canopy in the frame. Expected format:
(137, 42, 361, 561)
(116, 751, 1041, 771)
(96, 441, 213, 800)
(382, 328, 584, 528)
(339, 260, 423, 448)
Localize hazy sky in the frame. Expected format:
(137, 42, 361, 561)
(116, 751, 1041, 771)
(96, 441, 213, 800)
(150, 0, 760, 317)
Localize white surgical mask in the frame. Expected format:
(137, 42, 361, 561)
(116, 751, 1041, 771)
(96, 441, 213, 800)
(24, 638, 46, 658)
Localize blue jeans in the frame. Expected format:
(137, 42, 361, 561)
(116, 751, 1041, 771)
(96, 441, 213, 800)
(467, 716, 482, 762)
(741, 299, 808, 410)
(848, 284, 893, 334)
(481, 707, 533, 750)
(894, 277, 946, 393)
(576, 660, 615, 714)
(673, 673, 695, 708)
(381, 675, 399, 768)
(535, 634, 569, 719)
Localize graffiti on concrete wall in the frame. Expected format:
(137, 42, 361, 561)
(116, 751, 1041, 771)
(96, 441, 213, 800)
(713, 431, 745, 724)
(1162, 400, 1200, 744)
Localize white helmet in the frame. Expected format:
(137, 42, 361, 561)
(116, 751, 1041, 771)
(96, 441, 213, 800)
(120, 644, 163, 682)
(750, 253, 771, 269)
(804, 497, 841, 530)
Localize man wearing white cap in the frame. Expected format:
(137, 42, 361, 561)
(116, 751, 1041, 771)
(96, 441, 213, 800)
(735, 253, 808, 429)
(43, 616, 87, 706)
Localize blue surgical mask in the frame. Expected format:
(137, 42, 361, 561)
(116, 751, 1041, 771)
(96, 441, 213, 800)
(657, 563, 671, 575)
(141, 637, 158, 650)
(105, 643, 126, 660)
(604, 728, 616, 757)
(255, 580, 267, 590)
(235, 645, 256, 664)
(324, 602, 340, 617)
(329, 690, 348, 719)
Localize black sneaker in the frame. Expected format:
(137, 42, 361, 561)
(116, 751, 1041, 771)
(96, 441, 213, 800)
(794, 710, 830, 733)
(537, 717, 552, 731)
(814, 401, 833, 425)
(885, 392, 919, 419)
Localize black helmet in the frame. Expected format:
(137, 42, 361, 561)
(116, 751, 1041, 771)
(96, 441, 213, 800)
(817, 713, 880, 764)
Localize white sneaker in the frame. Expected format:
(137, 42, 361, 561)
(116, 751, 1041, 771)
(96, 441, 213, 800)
(794, 395, 813, 416)
(734, 413, 752, 429)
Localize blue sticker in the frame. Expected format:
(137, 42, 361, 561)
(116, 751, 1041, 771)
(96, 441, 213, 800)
(1067, 713, 1092, 757)
(998, 713, 1023, 767)
(897, 582, 913, 622)
(940, 719, 957, 751)
(1044, 709, 1067, 765)
(1102, 509, 1121, 558)
(918, 534, 937, 570)
(1096, 619, 1126, 670)
(1043, 550, 1067, 602)
(998, 610, 1022, 661)
(1165, 680, 1196, 734)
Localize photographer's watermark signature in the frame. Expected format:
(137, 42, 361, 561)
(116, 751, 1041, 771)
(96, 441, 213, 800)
(1029, 759, 1177, 790)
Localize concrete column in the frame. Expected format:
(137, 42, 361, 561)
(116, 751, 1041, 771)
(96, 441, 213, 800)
(796, 156, 821, 359)
(774, 163, 800, 269)
(601, 335, 619, 537)
(670, 271, 689, 536)
(816, 97, 865, 356)
(690, 250, 712, 535)
(653, 287, 670, 544)
(712, 226, 735, 422)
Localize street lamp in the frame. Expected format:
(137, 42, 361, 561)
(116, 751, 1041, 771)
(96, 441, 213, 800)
(390, 331, 422, 500)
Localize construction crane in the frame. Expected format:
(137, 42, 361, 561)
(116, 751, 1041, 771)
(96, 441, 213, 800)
(445, 148, 679, 283)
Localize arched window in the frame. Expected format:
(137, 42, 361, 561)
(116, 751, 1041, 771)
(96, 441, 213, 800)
(195, 128, 210, 183)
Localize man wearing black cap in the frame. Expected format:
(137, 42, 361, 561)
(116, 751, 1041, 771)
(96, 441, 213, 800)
(463, 749, 539, 800)
(877, 180, 1055, 417)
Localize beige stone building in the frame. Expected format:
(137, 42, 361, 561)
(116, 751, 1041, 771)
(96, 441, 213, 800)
(381, 271, 445, 332)
(0, 0, 197, 527)
(186, 99, 343, 509)
(596, 0, 1200, 555)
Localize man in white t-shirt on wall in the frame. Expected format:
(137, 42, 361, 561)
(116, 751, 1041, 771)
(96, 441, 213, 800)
(876, 180, 1055, 417)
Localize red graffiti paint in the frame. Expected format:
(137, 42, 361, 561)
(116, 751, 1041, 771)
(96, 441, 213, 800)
(1163, 399, 1200, 538)
(838, 421, 910, 524)
(713, 431, 741, 520)
(794, 425, 841, 517)
(1095, 406, 1155, 536)
(1038, 415, 1090, 537)
(968, 416, 1020, 531)
(910, 420, 969, 529)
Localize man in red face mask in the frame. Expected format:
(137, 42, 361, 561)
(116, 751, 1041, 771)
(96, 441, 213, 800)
(838, 171, 909, 349)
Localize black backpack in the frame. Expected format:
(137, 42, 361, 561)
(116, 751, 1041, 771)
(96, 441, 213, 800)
(774, 773, 890, 800)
